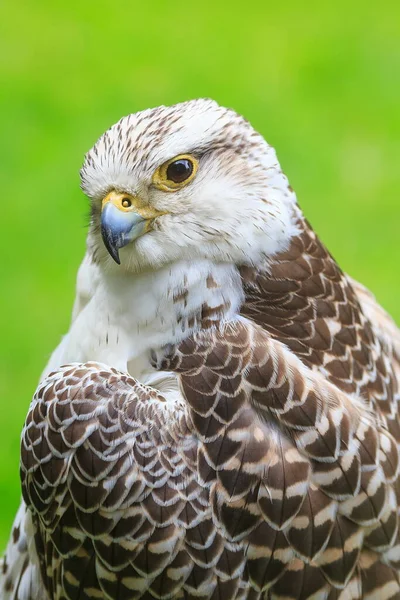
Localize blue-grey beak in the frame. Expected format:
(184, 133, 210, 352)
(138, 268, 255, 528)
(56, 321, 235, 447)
(101, 201, 147, 265)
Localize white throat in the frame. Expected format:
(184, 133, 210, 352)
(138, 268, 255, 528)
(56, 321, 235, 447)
(60, 258, 244, 383)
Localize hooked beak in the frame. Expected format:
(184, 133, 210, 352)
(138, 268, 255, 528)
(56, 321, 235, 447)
(100, 192, 164, 264)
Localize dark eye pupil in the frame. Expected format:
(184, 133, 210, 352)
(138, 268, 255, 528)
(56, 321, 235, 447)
(166, 159, 193, 183)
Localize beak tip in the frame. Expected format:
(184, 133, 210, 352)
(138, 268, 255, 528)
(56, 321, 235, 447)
(105, 242, 121, 265)
(111, 251, 121, 265)
(101, 226, 121, 265)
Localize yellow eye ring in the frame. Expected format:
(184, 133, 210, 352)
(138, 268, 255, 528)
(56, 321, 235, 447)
(152, 154, 198, 192)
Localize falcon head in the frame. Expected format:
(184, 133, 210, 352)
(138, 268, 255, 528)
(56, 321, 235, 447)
(81, 99, 299, 270)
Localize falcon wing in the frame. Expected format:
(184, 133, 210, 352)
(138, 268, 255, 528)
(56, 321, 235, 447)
(154, 319, 400, 598)
(17, 318, 400, 599)
(19, 363, 219, 599)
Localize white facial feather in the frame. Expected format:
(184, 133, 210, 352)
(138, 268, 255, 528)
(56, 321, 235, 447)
(81, 98, 299, 271)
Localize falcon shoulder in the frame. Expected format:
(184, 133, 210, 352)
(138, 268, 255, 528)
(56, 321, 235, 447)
(239, 219, 400, 441)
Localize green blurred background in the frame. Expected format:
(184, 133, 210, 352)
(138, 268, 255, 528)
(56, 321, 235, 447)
(0, 0, 399, 550)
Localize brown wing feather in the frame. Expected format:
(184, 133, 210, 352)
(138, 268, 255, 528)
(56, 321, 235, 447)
(153, 317, 400, 598)
(22, 362, 267, 600)
(21, 315, 400, 598)
(21, 363, 207, 599)
(350, 275, 400, 366)
(239, 220, 400, 440)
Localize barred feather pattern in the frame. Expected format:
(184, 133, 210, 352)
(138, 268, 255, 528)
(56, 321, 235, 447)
(239, 220, 400, 441)
(19, 309, 400, 599)
(152, 318, 400, 596)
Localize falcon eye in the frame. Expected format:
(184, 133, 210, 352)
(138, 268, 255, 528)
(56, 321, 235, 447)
(152, 154, 199, 192)
(121, 197, 132, 208)
(166, 159, 193, 183)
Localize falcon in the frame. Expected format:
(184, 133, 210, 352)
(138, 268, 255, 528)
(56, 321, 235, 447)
(2, 99, 400, 600)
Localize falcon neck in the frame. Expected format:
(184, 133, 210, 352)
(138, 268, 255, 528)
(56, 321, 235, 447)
(96, 258, 244, 377)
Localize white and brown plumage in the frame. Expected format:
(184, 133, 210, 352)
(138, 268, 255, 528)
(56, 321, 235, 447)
(2, 99, 400, 599)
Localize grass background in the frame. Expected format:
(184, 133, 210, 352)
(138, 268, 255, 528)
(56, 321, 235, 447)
(0, 0, 399, 550)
